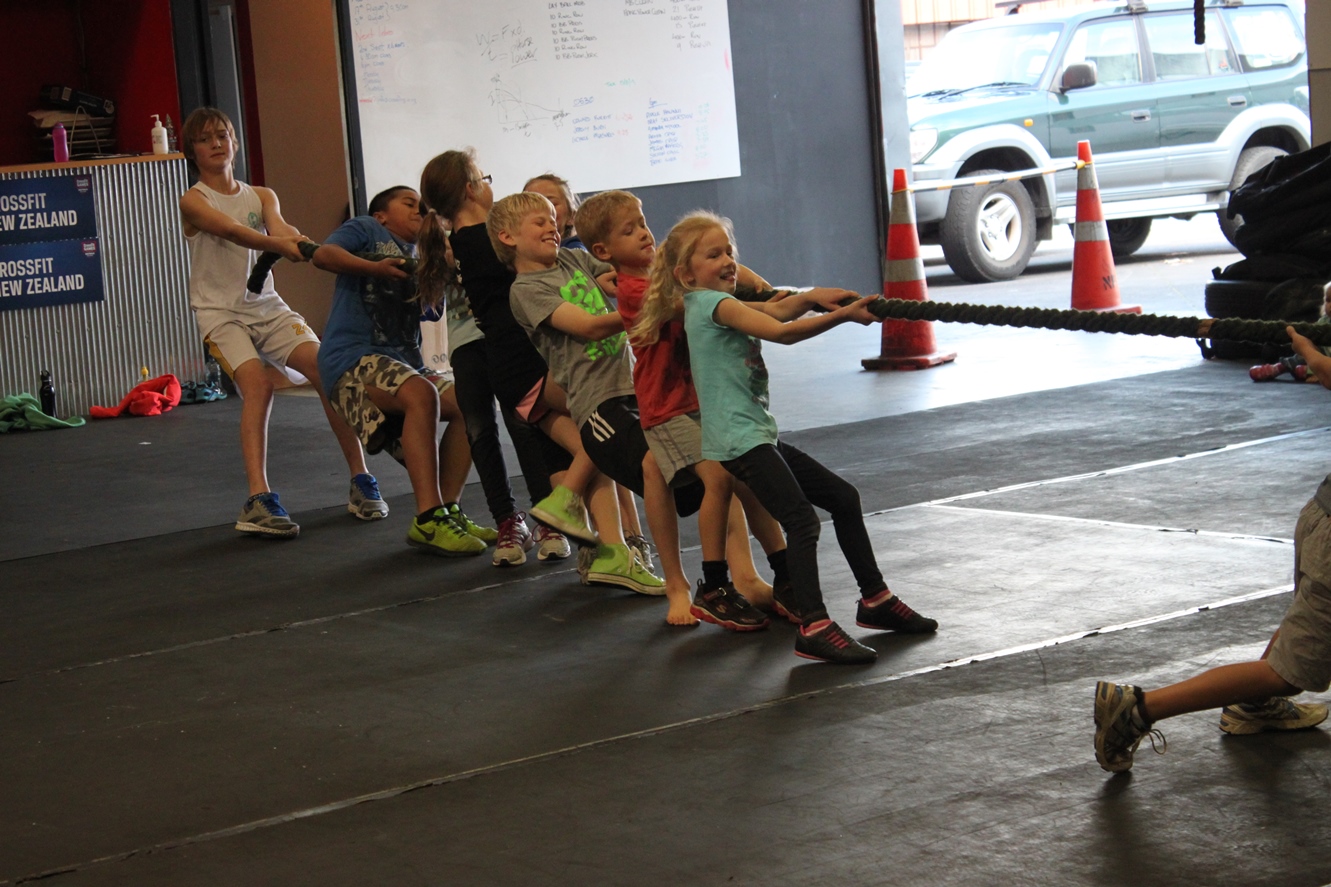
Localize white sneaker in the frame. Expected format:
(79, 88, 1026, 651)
(535, 525, 571, 561)
(493, 512, 534, 567)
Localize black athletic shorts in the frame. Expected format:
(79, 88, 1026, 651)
(580, 395, 704, 517)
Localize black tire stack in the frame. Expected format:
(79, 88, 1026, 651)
(1202, 144, 1331, 361)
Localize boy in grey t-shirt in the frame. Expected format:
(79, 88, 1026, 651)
(488, 191, 667, 597)
(493, 192, 709, 615)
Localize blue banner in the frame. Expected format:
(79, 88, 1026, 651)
(0, 174, 98, 246)
(0, 238, 105, 311)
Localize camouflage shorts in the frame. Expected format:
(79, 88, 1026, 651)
(331, 354, 452, 455)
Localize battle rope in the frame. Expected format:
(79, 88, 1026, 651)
(862, 298, 1331, 347)
(246, 241, 416, 294)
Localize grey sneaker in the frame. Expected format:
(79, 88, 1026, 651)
(1094, 681, 1166, 772)
(535, 525, 571, 561)
(348, 473, 389, 521)
(236, 491, 300, 538)
(492, 512, 534, 567)
(626, 534, 655, 574)
(1220, 697, 1330, 735)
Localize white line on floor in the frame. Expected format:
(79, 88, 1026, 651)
(5, 584, 1291, 885)
(870, 426, 1331, 513)
(923, 503, 1293, 545)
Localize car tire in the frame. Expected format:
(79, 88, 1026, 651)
(1106, 218, 1151, 258)
(1219, 145, 1288, 247)
(1208, 339, 1268, 360)
(1204, 279, 1273, 319)
(940, 170, 1037, 282)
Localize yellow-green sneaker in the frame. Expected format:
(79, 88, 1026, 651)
(530, 485, 598, 545)
(584, 543, 666, 595)
(445, 503, 497, 544)
(408, 506, 486, 556)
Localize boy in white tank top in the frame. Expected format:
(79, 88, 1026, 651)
(179, 108, 384, 538)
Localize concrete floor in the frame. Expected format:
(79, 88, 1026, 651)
(3, 223, 1331, 885)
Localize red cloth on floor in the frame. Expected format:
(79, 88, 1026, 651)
(90, 374, 183, 418)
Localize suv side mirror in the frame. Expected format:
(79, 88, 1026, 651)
(1060, 61, 1098, 91)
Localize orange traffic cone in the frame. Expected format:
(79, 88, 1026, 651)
(1071, 140, 1140, 314)
(862, 168, 957, 371)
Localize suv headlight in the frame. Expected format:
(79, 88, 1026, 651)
(910, 128, 938, 163)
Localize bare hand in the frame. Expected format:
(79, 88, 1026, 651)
(835, 295, 881, 325)
(1288, 325, 1314, 353)
(596, 270, 619, 299)
(805, 287, 860, 312)
(277, 236, 310, 263)
(374, 257, 410, 280)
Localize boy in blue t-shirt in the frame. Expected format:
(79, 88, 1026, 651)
(311, 186, 492, 556)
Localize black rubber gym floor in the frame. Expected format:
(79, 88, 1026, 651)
(3, 360, 1329, 886)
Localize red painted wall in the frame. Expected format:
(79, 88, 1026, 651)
(0, 0, 181, 166)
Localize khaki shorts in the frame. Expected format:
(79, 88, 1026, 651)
(204, 308, 319, 378)
(643, 412, 703, 487)
(331, 354, 453, 455)
(1268, 498, 1331, 693)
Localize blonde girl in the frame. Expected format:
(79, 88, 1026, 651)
(635, 212, 939, 664)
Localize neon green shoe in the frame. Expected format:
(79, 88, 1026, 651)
(530, 485, 598, 545)
(584, 543, 666, 596)
(407, 506, 486, 556)
(445, 503, 497, 544)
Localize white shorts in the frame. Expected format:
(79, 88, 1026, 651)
(203, 307, 319, 378)
(643, 412, 703, 487)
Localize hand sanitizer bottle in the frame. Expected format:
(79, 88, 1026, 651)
(151, 115, 168, 155)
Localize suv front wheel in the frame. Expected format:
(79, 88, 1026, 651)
(1219, 145, 1288, 247)
(940, 170, 1037, 282)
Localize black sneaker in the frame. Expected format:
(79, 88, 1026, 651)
(771, 580, 813, 625)
(856, 594, 938, 633)
(795, 621, 877, 664)
(690, 581, 770, 632)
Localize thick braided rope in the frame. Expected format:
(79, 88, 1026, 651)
(865, 298, 1331, 347)
(246, 241, 416, 293)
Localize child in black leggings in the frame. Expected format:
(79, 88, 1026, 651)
(641, 211, 939, 663)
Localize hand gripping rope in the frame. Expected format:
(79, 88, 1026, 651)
(246, 241, 417, 294)
(860, 298, 1331, 348)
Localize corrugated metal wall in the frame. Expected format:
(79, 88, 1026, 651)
(0, 156, 199, 418)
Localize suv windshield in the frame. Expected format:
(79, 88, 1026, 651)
(909, 22, 1063, 95)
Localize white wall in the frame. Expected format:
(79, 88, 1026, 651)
(1308, 1, 1329, 144)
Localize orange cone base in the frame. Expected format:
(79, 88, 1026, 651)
(862, 351, 957, 371)
(1085, 304, 1142, 314)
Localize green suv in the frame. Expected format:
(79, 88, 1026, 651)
(907, 0, 1309, 282)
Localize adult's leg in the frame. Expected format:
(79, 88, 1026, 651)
(285, 342, 370, 478)
(724, 445, 827, 623)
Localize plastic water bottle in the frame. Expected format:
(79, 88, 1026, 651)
(205, 356, 222, 389)
(39, 370, 56, 416)
(52, 124, 70, 163)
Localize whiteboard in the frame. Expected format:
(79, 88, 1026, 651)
(343, 0, 741, 201)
